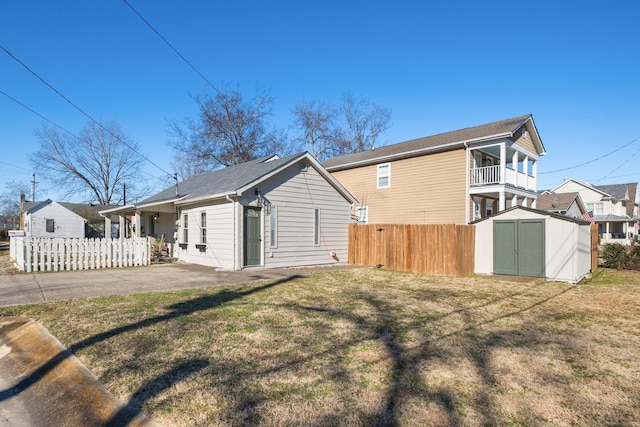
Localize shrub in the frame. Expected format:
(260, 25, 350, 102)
(601, 244, 628, 269)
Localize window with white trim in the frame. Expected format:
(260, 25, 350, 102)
(200, 212, 207, 244)
(377, 163, 390, 188)
(355, 206, 368, 224)
(314, 208, 320, 246)
(270, 206, 278, 247)
(46, 218, 55, 233)
(182, 213, 189, 243)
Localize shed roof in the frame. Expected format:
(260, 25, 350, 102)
(323, 114, 545, 171)
(471, 205, 591, 225)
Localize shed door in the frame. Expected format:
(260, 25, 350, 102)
(493, 219, 544, 277)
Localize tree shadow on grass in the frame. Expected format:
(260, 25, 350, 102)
(0, 274, 301, 422)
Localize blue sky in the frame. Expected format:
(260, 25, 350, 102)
(1, 1, 639, 202)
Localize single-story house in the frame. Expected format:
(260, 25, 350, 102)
(22, 199, 87, 238)
(100, 152, 358, 270)
(474, 206, 592, 283)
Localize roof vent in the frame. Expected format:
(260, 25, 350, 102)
(299, 161, 308, 172)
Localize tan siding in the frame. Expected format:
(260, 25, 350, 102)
(331, 149, 467, 224)
(511, 125, 537, 154)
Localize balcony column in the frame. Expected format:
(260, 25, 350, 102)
(512, 194, 518, 207)
(500, 144, 506, 185)
(532, 159, 538, 192)
(499, 191, 506, 211)
(512, 151, 519, 187)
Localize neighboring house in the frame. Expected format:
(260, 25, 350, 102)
(535, 192, 590, 221)
(100, 152, 357, 270)
(323, 114, 546, 224)
(551, 178, 638, 245)
(22, 199, 87, 238)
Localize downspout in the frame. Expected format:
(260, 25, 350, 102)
(226, 194, 237, 270)
(464, 142, 470, 224)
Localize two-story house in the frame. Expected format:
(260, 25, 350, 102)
(323, 114, 546, 224)
(551, 179, 638, 244)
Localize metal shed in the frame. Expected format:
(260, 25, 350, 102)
(474, 206, 592, 283)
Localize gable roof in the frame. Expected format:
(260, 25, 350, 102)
(323, 114, 545, 171)
(137, 152, 357, 208)
(23, 199, 86, 222)
(471, 205, 591, 225)
(536, 192, 585, 213)
(593, 183, 636, 201)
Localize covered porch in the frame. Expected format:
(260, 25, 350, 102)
(596, 215, 637, 245)
(99, 201, 178, 256)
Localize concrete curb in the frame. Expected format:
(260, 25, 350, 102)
(0, 317, 160, 427)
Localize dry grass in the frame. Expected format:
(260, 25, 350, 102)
(2, 268, 640, 426)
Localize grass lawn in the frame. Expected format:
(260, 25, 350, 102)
(2, 268, 639, 426)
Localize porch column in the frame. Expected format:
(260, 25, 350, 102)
(104, 216, 112, 239)
(531, 197, 537, 209)
(499, 144, 506, 184)
(532, 160, 538, 191)
(134, 212, 141, 238)
(499, 191, 506, 211)
(119, 215, 125, 241)
(606, 222, 610, 239)
(522, 197, 528, 208)
(512, 151, 519, 187)
(512, 194, 518, 208)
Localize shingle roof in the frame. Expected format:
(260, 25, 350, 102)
(536, 192, 580, 212)
(323, 114, 540, 171)
(139, 152, 307, 205)
(594, 184, 631, 200)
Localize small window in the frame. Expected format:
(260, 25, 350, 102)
(183, 213, 189, 243)
(46, 219, 55, 233)
(314, 208, 320, 246)
(200, 212, 207, 244)
(355, 206, 368, 224)
(486, 200, 493, 217)
(270, 206, 278, 247)
(377, 163, 390, 188)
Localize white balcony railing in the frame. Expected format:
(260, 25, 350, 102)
(470, 166, 536, 191)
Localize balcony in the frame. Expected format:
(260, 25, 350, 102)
(469, 165, 536, 192)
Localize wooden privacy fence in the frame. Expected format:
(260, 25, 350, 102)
(349, 224, 475, 276)
(10, 237, 150, 272)
(590, 223, 598, 272)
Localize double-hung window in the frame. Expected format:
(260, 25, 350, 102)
(269, 206, 278, 247)
(200, 212, 207, 244)
(377, 163, 390, 188)
(182, 213, 189, 243)
(46, 219, 55, 233)
(314, 208, 320, 246)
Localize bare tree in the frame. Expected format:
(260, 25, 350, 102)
(170, 85, 288, 171)
(336, 94, 392, 154)
(29, 120, 147, 205)
(292, 94, 392, 161)
(291, 100, 339, 162)
(0, 180, 29, 226)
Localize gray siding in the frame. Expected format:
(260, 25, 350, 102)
(25, 202, 85, 238)
(176, 200, 235, 269)
(251, 162, 351, 268)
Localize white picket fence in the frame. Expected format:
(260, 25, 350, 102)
(10, 237, 150, 272)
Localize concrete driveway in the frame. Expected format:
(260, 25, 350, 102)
(0, 261, 354, 308)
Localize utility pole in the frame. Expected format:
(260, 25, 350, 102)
(174, 173, 179, 196)
(30, 173, 37, 201)
(123, 183, 127, 205)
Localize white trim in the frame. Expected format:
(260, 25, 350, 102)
(377, 163, 391, 189)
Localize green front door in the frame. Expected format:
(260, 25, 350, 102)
(493, 219, 545, 277)
(244, 207, 261, 266)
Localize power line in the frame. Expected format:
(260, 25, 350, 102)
(0, 88, 81, 140)
(539, 135, 640, 174)
(0, 43, 173, 177)
(122, 0, 221, 95)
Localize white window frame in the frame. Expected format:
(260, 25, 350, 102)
(269, 206, 278, 248)
(182, 213, 189, 244)
(355, 206, 368, 224)
(314, 208, 320, 246)
(377, 163, 391, 189)
(45, 218, 55, 233)
(200, 211, 207, 244)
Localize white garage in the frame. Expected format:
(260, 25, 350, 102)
(474, 206, 592, 283)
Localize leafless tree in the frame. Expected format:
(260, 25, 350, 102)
(336, 94, 392, 154)
(29, 120, 147, 205)
(291, 100, 338, 162)
(292, 94, 392, 161)
(170, 85, 288, 171)
(0, 180, 29, 220)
